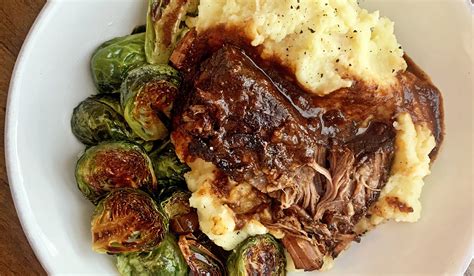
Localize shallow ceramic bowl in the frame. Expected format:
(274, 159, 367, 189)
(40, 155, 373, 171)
(6, 0, 473, 274)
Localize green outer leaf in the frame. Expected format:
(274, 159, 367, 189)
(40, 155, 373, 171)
(160, 190, 191, 219)
(149, 142, 189, 187)
(91, 33, 147, 94)
(227, 234, 286, 276)
(75, 141, 157, 204)
(120, 64, 180, 141)
(71, 95, 132, 145)
(116, 234, 188, 276)
(94, 93, 124, 114)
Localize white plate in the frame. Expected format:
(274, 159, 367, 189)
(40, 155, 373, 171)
(6, 0, 473, 275)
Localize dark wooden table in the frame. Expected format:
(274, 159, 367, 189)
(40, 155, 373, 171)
(0, 1, 471, 275)
(0, 0, 46, 275)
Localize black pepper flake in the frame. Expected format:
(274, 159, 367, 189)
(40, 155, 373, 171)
(398, 46, 402, 49)
(308, 27, 316, 33)
(291, 5, 294, 9)
(392, 69, 395, 73)
(286, 47, 289, 51)
(350, 36, 353, 39)
(325, 2, 328, 5)
(300, 30, 303, 34)
(349, 63, 352, 66)
(353, 30, 358, 33)
(323, 13, 328, 16)
(296, 5, 300, 10)
(338, 47, 341, 50)
(336, 59, 340, 62)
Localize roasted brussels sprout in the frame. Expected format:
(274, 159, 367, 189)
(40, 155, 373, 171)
(116, 234, 188, 276)
(149, 141, 189, 186)
(75, 141, 157, 203)
(227, 234, 286, 276)
(178, 234, 225, 276)
(71, 94, 133, 145)
(161, 190, 198, 234)
(121, 65, 181, 141)
(145, 0, 199, 64)
(91, 33, 147, 94)
(91, 188, 167, 254)
(131, 25, 146, 35)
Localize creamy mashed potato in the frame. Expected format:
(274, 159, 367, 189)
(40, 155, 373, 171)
(364, 113, 436, 226)
(194, 0, 407, 95)
(185, 159, 268, 250)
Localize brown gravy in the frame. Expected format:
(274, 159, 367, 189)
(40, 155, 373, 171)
(171, 26, 444, 159)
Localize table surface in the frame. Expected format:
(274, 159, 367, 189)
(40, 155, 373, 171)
(0, 0, 46, 274)
(0, 1, 471, 275)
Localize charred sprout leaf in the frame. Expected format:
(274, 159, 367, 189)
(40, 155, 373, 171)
(227, 234, 286, 276)
(161, 190, 198, 234)
(149, 141, 189, 186)
(121, 65, 181, 141)
(145, 0, 199, 64)
(178, 235, 225, 276)
(92, 188, 167, 254)
(75, 141, 157, 203)
(91, 33, 147, 94)
(116, 234, 188, 276)
(131, 25, 147, 35)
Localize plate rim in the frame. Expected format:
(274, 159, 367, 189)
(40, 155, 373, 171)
(5, 1, 55, 274)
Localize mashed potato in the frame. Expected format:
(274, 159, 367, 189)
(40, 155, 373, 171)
(362, 113, 436, 227)
(195, 0, 407, 95)
(185, 159, 268, 250)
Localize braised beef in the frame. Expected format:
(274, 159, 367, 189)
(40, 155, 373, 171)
(170, 28, 444, 270)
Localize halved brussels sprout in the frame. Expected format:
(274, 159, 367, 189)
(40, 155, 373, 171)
(75, 141, 157, 203)
(116, 234, 188, 276)
(227, 234, 286, 276)
(145, 0, 199, 64)
(149, 141, 189, 186)
(178, 234, 225, 276)
(121, 65, 181, 141)
(161, 190, 198, 234)
(91, 33, 147, 94)
(91, 188, 167, 254)
(71, 94, 132, 145)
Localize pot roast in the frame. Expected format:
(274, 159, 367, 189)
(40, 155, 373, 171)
(169, 28, 444, 270)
